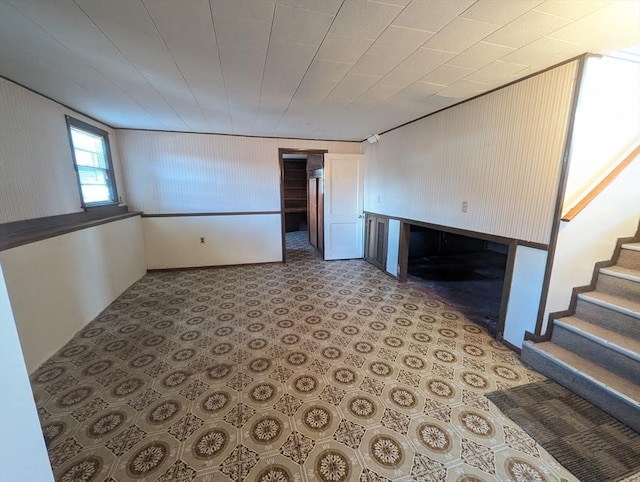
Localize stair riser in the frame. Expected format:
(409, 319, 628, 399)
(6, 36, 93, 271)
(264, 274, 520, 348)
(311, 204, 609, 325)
(618, 248, 640, 270)
(552, 324, 639, 383)
(575, 300, 640, 341)
(521, 345, 640, 432)
(596, 273, 640, 301)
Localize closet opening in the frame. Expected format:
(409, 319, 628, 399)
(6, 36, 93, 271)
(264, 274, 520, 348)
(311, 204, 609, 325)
(278, 149, 326, 262)
(402, 223, 511, 336)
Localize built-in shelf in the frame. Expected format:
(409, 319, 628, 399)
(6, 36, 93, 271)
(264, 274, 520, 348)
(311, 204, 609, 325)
(283, 160, 307, 232)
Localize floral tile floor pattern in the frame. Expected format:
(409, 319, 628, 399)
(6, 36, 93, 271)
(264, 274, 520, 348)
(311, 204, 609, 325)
(32, 232, 578, 482)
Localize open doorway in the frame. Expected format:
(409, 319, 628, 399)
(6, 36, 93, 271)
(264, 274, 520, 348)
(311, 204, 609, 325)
(279, 149, 326, 262)
(401, 223, 512, 337)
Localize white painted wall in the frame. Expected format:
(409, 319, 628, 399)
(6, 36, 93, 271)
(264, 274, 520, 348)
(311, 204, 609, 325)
(362, 61, 578, 245)
(0, 264, 54, 482)
(541, 55, 640, 333)
(0, 216, 146, 373)
(118, 130, 359, 214)
(118, 129, 359, 267)
(563, 56, 640, 211)
(0, 77, 127, 223)
(503, 246, 548, 348)
(543, 157, 640, 332)
(386, 218, 400, 278)
(144, 214, 282, 268)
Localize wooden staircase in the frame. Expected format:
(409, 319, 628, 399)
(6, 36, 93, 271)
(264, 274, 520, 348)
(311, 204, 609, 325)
(522, 240, 640, 432)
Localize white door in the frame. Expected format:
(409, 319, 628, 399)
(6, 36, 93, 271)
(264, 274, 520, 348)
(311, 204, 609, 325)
(323, 153, 364, 260)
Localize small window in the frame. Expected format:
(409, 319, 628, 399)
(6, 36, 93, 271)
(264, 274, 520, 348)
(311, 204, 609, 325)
(66, 116, 118, 207)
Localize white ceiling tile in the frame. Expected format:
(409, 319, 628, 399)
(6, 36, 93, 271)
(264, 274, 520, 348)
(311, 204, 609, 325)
(143, 0, 228, 129)
(483, 9, 570, 49)
(294, 60, 353, 103)
(371, 0, 411, 6)
(461, 0, 544, 25)
(500, 37, 581, 68)
(448, 42, 515, 69)
(361, 83, 404, 101)
(76, 0, 209, 128)
(210, 0, 276, 23)
(271, 3, 334, 46)
(399, 81, 445, 101)
(420, 64, 474, 85)
(534, 0, 611, 21)
(351, 53, 402, 76)
(377, 67, 425, 89)
(214, 16, 272, 61)
(465, 60, 529, 83)
(435, 79, 491, 99)
(1, 1, 182, 127)
(144, 0, 218, 51)
(368, 25, 434, 57)
(393, 0, 474, 31)
(347, 83, 404, 111)
(329, 0, 403, 40)
(547, 1, 640, 53)
(397, 48, 458, 74)
(0, 38, 162, 128)
(422, 17, 500, 53)
(276, 0, 342, 15)
(1, 0, 638, 140)
(258, 41, 317, 111)
(316, 33, 374, 64)
(323, 72, 381, 107)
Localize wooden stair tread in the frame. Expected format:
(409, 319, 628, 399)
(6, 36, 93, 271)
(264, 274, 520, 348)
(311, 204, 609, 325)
(555, 316, 640, 360)
(578, 291, 640, 318)
(530, 341, 640, 403)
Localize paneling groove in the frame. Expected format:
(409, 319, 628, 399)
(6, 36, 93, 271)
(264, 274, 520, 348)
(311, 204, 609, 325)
(363, 61, 578, 245)
(0, 78, 126, 223)
(118, 130, 359, 214)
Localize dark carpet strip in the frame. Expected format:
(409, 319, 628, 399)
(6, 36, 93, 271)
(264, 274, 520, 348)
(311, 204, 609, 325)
(486, 379, 640, 482)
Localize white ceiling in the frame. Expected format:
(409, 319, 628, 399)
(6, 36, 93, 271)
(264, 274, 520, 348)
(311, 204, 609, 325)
(0, 0, 638, 141)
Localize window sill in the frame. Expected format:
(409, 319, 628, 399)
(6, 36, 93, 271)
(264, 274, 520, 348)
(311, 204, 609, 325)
(0, 207, 142, 251)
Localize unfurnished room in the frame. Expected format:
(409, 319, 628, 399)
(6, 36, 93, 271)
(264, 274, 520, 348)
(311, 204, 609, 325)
(1, 1, 639, 481)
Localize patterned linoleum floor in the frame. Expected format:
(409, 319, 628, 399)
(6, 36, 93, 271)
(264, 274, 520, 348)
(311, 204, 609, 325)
(32, 231, 578, 482)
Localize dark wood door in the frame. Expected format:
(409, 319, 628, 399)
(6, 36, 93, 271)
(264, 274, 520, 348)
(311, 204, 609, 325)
(364, 213, 388, 270)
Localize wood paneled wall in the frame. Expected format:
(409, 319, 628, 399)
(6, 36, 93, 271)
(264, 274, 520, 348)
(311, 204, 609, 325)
(362, 61, 579, 245)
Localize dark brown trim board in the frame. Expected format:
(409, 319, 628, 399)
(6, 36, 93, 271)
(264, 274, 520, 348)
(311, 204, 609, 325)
(365, 211, 549, 250)
(398, 221, 411, 282)
(533, 54, 589, 336)
(497, 336, 522, 354)
(372, 55, 587, 141)
(279, 148, 327, 263)
(2, 75, 364, 144)
(141, 211, 281, 218)
(119, 128, 360, 144)
(539, 232, 639, 339)
(0, 75, 116, 131)
(147, 261, 283, 272)
(0, 207, 140, 251)
(496, 240, 518, 341)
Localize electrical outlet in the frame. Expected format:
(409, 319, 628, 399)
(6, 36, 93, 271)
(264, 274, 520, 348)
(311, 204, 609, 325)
(200, 237, 205, 244)
(462, 201, 468, 213)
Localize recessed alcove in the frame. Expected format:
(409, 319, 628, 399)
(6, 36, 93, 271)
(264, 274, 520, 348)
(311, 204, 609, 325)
(405, 224, 509, 335)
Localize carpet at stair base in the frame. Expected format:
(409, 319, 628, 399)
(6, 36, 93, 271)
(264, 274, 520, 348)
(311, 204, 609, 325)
(486, 380, 640, 482)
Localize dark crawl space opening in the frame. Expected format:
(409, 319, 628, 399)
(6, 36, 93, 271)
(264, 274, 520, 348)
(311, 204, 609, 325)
(406, 225, 508, 336)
